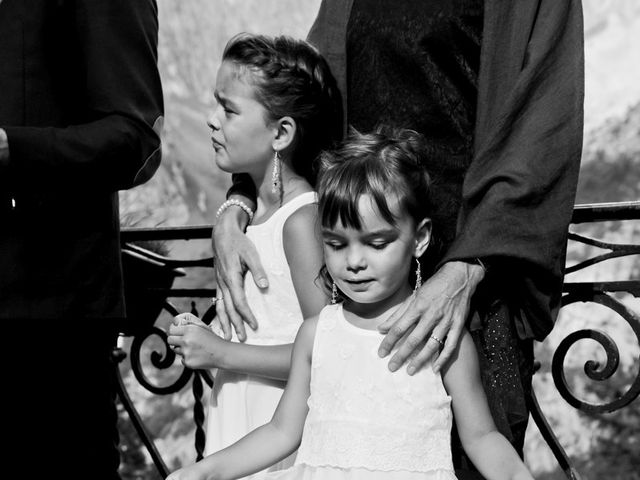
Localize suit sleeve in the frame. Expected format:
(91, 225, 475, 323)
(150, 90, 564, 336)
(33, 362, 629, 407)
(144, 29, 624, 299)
(3, 0, 164, 192)
(441, 0, 584, 338)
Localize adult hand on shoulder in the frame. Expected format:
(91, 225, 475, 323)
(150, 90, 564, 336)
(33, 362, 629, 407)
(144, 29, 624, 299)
(212, 208, 267, 341)
(168, 313, 226, 370)
(378, 261, 485, 374)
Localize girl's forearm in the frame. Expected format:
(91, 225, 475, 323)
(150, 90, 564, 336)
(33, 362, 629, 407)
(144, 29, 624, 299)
(219, 341, 294, 381)
(464, 431, 534, 480)
(196, 421, 298, 480)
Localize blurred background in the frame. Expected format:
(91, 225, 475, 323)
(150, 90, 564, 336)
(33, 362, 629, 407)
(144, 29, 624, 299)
(117, 1, 640, 479)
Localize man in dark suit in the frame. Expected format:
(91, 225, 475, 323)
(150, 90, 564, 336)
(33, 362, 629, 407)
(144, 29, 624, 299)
(0, 1, 163, 478)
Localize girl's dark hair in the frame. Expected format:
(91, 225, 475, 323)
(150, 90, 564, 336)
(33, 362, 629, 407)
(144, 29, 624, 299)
(317, 127, 435, 297)
(222, 33, 343, 185)
(317, 126, 433, 230)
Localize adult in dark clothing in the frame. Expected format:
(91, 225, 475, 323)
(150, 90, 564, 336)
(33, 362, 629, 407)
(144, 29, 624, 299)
(212, 0, 583, 473)
(0, 1, 163, 478)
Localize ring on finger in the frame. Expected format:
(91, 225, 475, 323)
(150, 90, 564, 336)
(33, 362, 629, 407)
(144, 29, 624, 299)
(429, 335, 444, 346)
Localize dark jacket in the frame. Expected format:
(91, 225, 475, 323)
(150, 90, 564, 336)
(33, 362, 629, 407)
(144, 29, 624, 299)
(0, 0, 164, 319)
(308, 0, 584, 340)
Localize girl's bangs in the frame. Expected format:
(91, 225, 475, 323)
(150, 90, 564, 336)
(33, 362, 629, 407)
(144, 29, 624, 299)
(319, 163, 398, 230)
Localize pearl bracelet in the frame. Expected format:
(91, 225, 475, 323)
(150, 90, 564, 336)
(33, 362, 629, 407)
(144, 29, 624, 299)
(215, 199, 255, 224)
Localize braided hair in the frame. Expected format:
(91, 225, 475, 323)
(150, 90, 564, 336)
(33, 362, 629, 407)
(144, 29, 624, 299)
(222, 33, 343, 186)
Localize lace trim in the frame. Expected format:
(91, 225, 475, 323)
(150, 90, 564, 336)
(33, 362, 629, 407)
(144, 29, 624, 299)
(296, 420, 454, 472)
(287, 463, 458, 479)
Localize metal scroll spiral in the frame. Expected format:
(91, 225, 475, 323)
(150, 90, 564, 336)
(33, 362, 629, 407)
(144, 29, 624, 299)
(128, 300, 216, 395)
(124, 299, 218, 463)
(553, 291, 640, 414)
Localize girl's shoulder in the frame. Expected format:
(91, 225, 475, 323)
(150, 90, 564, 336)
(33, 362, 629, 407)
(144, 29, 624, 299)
(294, 313, 321, 358)
(279, 190, 317, 216)
(293, 304, 338, 350)
(283, 201, 318, 239)
(251, 191, 316, 229)
(282, 190, 317, 225)
(283, 192, 320, 254)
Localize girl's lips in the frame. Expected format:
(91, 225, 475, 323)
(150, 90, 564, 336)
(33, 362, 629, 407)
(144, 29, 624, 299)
(211, 137, 224, 149)
(344, 279, 374, 292)
(345, 279, 374, 285)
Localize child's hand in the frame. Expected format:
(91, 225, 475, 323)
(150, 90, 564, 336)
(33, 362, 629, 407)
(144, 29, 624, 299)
(168, 315, 228, 370)
(174, 312, 207, 328)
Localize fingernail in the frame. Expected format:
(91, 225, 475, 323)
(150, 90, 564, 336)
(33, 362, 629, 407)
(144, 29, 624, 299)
(407, 366, 416, 376)
(389, 362, 398, 372)
(258, 279, 268, 288)
(432, 364, 440, 373)
(378, 348, 387, 358)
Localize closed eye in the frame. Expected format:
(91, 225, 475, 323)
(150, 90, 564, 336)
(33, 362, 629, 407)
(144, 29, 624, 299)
(366, 233, 397, 250)
(324, 240, 345, 250)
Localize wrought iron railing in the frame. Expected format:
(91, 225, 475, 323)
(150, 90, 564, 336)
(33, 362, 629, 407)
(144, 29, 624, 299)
(117, 201, 640, 479)
(527, 201, 640, 479)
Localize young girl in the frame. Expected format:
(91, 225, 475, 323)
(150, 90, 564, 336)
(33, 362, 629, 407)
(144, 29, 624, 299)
(168, 33, 342, 477)
(167, 128, 534, 480)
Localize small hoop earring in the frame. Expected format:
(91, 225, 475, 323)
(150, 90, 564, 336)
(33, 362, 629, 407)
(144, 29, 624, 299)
(331, 282, 338, 304)
(414, 258, 422, 292)
(271, 150, 282, 197)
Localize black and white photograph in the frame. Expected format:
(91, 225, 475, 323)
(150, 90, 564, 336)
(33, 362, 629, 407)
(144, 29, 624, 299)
(1, 1, 638, 479)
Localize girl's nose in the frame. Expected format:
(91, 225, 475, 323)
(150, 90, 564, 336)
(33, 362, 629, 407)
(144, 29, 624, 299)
(345, 247, 366, 272)
(207, 112, 220, 131)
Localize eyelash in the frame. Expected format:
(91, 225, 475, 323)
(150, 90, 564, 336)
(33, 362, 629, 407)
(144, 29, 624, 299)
(324, 241, 389, 250)
(324, 241, 344, 250)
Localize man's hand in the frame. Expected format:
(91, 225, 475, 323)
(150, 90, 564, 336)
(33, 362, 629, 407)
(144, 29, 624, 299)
(212, 204, 267, 341)
(378, 261, 485, 374)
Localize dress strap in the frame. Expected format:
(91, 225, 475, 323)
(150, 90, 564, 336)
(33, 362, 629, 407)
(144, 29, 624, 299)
(274, 191, 317, 220)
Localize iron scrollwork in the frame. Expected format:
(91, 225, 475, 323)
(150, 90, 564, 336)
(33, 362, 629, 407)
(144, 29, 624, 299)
(117, 203, 640, 478)
(527, 202, 640, 478)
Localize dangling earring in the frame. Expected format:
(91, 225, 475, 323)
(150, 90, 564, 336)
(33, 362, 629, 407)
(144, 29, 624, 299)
(271, 150, 282, 197)
(331, 282, 338, 304)
(413, 258, 422, 292)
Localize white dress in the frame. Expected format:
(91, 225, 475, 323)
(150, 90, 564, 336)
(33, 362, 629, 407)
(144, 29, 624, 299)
(205, 191, 317, 478)
(257, 304, 458, 480)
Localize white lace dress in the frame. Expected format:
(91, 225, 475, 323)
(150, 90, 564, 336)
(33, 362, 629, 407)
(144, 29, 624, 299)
(205, 192, 317, 478)
(257, 303, 458, 480)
